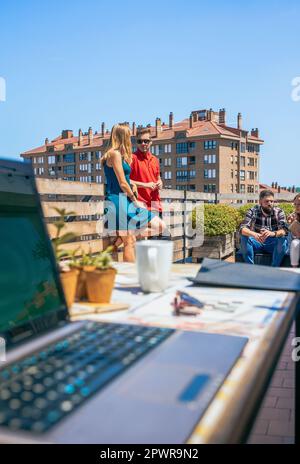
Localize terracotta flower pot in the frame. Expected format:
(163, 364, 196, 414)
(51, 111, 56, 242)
(85, 267, 117, 304)
(60, 268, 79, 308)
(74, 265, 96, 301)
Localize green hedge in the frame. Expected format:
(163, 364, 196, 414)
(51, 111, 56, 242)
(277, 202, 294, 217)
(192, 204, 239, 237)
(192, 202, 295, 238)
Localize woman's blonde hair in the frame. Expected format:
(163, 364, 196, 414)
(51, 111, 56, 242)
(101, 124, 132, 166)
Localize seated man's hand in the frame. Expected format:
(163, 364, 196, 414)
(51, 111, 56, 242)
(260, 229, 275, 241)
(252, 232, 265, 243)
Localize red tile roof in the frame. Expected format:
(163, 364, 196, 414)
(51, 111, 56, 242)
(259, 183, 290, 193)
(21, 113, 264, 156)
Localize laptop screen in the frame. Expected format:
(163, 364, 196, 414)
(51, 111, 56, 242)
(0, 159, 68, 347)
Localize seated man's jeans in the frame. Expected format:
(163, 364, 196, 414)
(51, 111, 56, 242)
(240, 235, 288, 267)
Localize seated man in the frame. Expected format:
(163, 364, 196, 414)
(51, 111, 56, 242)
(239, 189, 288, 266)
(287, 193, 300, 268)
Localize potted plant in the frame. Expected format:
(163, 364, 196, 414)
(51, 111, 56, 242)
(51, 207, 80, 308)
(84, 246, 117, 304)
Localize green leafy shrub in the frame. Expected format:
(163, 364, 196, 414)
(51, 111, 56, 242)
(236, 204, 255, 226)
(277, 202, 294, 217)
(192, 204, 239, 237)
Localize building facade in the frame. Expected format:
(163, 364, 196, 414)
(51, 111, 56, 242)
(21, 108, 263, 194)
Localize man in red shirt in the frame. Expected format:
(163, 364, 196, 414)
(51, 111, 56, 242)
(130, 127, 163, 214)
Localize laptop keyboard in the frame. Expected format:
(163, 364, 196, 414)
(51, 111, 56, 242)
(0, 321, 173, 434)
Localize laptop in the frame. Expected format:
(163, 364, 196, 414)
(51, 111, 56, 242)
(0, 159, 248, 444)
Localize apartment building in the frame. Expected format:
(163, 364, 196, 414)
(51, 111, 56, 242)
(20, 108, 263, 194)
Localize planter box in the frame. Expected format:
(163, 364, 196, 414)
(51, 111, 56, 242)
(192, 233, 234, 261)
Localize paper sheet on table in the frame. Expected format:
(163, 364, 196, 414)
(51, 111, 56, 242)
(99, 282, 292, 339)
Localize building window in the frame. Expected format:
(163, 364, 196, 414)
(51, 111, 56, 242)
(204, 184, 216, 193)
(63, 153, 75, 163)
(176, 170, 188, 181)
(176, 157, 187, 168)
(204, 154, 216, 164)
(164, 171, 172, 180)
(79, 164, 88, 172)
(48, 167, 56, 176)
(231, 142, 238, 150)
(79, 152, 88, 161)
(240, 170, 245, 181)
(240, 156, 245, 167)
(204, 169, 216, 179)
(189, 142, 196, 151)
(36, 167, 44, 175)
(247, 157, 255, 166)
(240, 184, 245, 193)
(48, 155, 55, 164)
(189, 170, 196, 178)
(204, 140, 217, 150)
(189, 156, 196, 165)
(164, 158, 172, 167)
(95, 163, 101, 171)
(241, 143, 246, 153)
(176, 142, 188, 154)
(96, 175, 102, 183)
(247, 171, 255, 180)
(247, 144, 259, 153)
(63, 165, 75, 175)
(247, 185, 254, 193)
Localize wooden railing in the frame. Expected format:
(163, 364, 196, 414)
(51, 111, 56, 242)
(36, 178, 296, 262)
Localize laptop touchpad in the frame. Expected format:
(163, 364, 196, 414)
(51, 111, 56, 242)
(118, 362, 211, 407)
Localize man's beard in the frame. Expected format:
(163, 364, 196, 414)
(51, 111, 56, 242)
(261, 205, 273, 214)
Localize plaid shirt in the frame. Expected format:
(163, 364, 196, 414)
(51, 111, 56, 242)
(240, 205, 288, 234)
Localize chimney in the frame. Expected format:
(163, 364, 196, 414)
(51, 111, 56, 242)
(101, 122, 105, 137)
(169, 112, 174, 129)
(275, 182, 278, 189)
(61, 129, 73, 139)
(189, 113, 193, 129)
(192, 111, 197, 123)
(88, 127, 93, 145)
(219, 108, 226, 125)
(78, 128, 83, 146)
(237, 113, 242, 129)
(292, 185, 296, 193)
(278, 185, 281, 193)
(132, 122, 136, 136)
(251, 128, 259, 138)
(207, 108, 213, 121)
(271, 182, 275, 188)
(45, 138, 49, 146)
(155, 117, 162, 137)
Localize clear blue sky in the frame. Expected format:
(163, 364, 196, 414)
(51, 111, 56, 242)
(0, 0, 299, 185)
